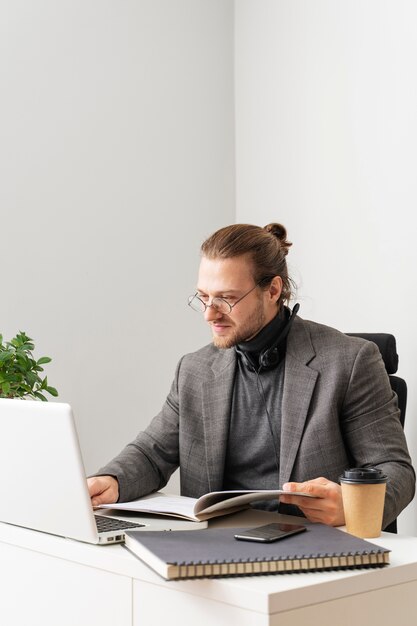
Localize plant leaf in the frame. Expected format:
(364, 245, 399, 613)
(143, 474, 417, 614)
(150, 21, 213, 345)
(21, 343, 35, 351)
(25, 371, 38, 387)
(0, 350, 13, 363)
(37, 356, 52, 365)
(34, 391, 48, 401)
(46, 386, 58, 397)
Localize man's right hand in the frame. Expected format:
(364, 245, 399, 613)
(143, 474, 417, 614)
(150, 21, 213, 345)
(87, 475, 119, 507)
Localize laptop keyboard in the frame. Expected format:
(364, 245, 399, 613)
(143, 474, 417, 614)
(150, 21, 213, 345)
(95, 515, 145, 533)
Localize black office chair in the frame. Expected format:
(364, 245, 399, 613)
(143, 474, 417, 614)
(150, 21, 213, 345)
(347, 333, 407, 533)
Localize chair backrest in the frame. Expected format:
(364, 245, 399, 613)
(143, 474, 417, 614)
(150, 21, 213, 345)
(347, 332, 406, 426)
(346, 332, 407, 533)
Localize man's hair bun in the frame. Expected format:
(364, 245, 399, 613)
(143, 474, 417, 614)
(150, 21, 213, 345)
(264, 223, 292, 255)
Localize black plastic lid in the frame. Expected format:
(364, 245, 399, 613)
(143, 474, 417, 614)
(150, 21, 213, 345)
(339, 467, 387, 485)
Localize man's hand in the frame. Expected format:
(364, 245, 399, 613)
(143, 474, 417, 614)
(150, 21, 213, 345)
(279, 477, 345, 526)
(87, 476, 119, 507)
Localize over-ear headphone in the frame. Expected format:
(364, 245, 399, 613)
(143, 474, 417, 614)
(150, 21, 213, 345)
(258, 303, 300, 370)
(238, 304, 300, 373)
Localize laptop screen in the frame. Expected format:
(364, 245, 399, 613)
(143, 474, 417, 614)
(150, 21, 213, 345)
(0, 400, 101, 543)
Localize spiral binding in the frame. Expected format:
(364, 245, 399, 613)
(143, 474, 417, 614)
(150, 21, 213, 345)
(172, 549, 389, 579)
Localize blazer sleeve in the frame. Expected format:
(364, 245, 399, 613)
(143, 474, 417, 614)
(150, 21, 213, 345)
(95, 359, 183, 502)
(340, 340, 415, 528)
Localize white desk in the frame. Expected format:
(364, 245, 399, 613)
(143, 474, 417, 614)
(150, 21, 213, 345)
(1, 510, 417, 626)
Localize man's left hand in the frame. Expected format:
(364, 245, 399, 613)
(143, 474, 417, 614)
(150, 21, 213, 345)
(280, 477, 345, 526)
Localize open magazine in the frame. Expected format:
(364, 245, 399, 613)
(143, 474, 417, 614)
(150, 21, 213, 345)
(95, 489, 314, 522)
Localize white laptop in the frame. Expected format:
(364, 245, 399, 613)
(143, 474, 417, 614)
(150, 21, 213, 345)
(0, 399, 203, 544)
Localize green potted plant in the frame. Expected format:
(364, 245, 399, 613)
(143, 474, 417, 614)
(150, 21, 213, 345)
(0, 331, 58, 400)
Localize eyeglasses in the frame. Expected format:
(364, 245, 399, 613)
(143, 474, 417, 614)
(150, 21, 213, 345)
(188, 278, 272, 315)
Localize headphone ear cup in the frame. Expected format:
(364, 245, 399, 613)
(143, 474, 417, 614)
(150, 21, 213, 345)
(258, 304, 300, 370)
(259, 347, 280, 370)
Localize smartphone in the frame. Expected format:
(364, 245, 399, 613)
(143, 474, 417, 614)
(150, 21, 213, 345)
(234, 522, 307, 543)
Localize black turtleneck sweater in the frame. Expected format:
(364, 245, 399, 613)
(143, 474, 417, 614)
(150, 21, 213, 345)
(222, 308, 290, 511)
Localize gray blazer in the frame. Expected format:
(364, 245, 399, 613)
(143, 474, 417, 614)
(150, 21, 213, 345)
(99, 316, 415, 528)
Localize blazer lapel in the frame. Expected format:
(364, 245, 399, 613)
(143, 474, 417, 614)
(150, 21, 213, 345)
(201, 348, 236, 492)
(279, 318, 318, 486)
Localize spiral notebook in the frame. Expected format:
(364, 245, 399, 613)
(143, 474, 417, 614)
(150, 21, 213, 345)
(124, 523, 390, 580)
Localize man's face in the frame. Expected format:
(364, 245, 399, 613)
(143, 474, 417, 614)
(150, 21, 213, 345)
(196, 255, 282, 349)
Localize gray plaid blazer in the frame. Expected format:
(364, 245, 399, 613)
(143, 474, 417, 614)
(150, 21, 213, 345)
(98, 316, 415, 528)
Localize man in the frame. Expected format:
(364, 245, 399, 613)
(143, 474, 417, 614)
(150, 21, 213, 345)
(88, 222, 415, 528)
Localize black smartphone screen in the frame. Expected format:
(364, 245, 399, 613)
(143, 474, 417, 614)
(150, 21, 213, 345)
(234, 522, 307, 543)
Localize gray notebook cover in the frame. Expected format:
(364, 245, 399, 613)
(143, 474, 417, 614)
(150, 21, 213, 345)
(125, 523, 390, 579)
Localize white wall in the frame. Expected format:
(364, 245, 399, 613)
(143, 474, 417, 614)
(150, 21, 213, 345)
(0, 0, 235, 486)
(235, 0, 417, 533)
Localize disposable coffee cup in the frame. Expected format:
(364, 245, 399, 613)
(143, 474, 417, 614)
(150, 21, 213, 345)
(340, 468, 387, 538)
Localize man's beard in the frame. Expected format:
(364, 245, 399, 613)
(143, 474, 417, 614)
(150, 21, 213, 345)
(211, 299, 266, 349)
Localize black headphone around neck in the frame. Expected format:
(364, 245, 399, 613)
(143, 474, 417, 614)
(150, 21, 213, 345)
(239, 303, 300, 373)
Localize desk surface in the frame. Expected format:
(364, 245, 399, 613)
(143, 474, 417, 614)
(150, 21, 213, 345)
(1, 509, 417, 618)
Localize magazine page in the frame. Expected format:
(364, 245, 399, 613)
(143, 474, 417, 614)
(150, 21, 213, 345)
(194, 490, 286, 515)
(96, 489, 315, 521)
(96, 492, 200, 521)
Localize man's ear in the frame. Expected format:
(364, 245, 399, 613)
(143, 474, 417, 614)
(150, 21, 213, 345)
(268, 276, 283, 303)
